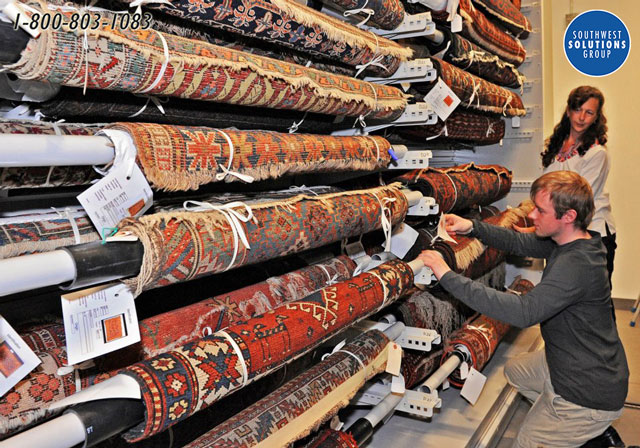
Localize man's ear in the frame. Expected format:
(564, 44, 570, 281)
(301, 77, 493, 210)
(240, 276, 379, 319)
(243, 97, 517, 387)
(562, 209, 578, 225)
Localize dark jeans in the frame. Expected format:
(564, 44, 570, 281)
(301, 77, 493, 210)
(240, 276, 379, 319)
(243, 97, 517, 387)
(601, 223, 617, 321)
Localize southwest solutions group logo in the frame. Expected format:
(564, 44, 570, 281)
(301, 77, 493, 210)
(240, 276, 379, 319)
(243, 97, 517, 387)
(564, 10, 630, 77)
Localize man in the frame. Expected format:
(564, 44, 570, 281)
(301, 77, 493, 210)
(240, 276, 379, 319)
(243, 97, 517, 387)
(418, 171, 628, 447)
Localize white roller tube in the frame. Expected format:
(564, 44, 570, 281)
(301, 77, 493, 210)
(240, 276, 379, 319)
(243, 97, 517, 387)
(423, 28, 446, 44)
(402, 190, 423, 207)
(0, 134, 115, 167)
(0, 250, 75, 296)
(407, 258, 425, 274)
(365, 391, 404, 428)
(391, 144, 408, 159)
(419, 354, 462, 393)
(0, 412, 86, 448)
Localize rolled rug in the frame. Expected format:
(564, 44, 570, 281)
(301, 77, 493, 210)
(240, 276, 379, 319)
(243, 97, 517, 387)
(0, 119, 100, 189)
(441, 277, 535, 387)
(424, 26, 525, 89)
(5, 5, 407, 121)
(393, 110, 505, 145)
(472, 0, 532, 38)
(117, 0, 412, 77)
(0, 255, 355, 437)
(0, 210, 99, 259)
(395, 163, 512, 213)
(306, 428, 360, 447)
(184, 330, 392, 448)
(319, 0, 406, 30)
(104, 123, 394, 191)
(121, 259, 414, 441)
(458, 0, 526, 66)
(117, 183, 408, 295)
(416, 58, 526, 117)
(37, 87, 354, 134)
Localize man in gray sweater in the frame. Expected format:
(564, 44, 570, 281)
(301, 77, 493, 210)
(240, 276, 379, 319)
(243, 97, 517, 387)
(418, 171, 628, 447)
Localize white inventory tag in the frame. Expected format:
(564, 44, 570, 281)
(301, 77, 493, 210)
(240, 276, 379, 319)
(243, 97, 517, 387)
(77, 163, 152, 235)
(451, 13, 463, 33)
(460, 367, 487, 405)
(387, 222, 419, 259)
(436, 213, 458, 244)
(385, 342, 403, 377)
(0, 316, 41, 397)
(62, 284, 141, 365)
(424, 78, 461, 121)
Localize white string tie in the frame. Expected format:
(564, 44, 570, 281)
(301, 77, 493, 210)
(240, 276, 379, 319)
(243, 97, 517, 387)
(53, 207, 82, 244)
(139, 30, 170, 94)
(183, 200, 253, 271)
(425, 123, 448, 141)
(336, 349, 366, 369)
(318, 264, 339, 286)
(467, 77, 481, 107)
(466, 324, 492, 348)
(214, 129, 255, 183)
(343, 0, 374, 27)
(464, 49, 477, 69)
(129, 0, 174, 15)
(485, 118, 495, 137)
(353, 81, 378, 129)
(217, 330, 248, 386)
(373, 194, 395, 253)
(369, 270, 390, 312)
(128, 95, 168, 118)
(57, 360, 95, 392)
(288, 111, 308, 134)
(288, 185, 319, 195)
(355, 54, 387, 78)
(202, 326, 213, 337)
(443, 172, 458, 213)
(502, 96, 513, 116)
(371, 137, 381, 162)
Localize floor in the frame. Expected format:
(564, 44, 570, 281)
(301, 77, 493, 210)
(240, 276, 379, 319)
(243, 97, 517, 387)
(340, 301, 640, 447)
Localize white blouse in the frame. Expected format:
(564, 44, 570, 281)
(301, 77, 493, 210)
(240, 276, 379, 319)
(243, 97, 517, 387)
(543, 145, 615, 236)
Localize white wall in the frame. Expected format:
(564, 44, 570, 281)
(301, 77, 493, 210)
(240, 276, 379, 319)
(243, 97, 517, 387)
(543, 0, 640, 300)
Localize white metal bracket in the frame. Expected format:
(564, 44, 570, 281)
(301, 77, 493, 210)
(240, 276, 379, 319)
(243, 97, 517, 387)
(388, 149, 432, 170)
(366, 13, 435, 39)
(365, 59, 437, 85)
(331, 103, 437, 136)
(396, 389, 442, 418)
(396, 327, 441, 352)
(407, 196, 438, 216)
(413, 265, 434, 286)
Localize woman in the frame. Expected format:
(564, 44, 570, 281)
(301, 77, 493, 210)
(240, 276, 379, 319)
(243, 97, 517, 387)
(542, 86, 617, 284)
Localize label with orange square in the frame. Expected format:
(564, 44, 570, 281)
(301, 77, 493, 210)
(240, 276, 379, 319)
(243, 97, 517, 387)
(424, 77, 461, 121)
(62, 284, 140, 365)
(0, 316, 41, 397)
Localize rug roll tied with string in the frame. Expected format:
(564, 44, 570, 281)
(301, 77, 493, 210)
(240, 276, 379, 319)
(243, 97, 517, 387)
(184, 330, 392, 448)
(106, 123, 394, 191)
(320, 0, 406, 30)
(117, 183, 408, 295)
(395, 163, 512, 214)
(419, 59, 526, 117)
(121, 259, 414, 441)
(5, 5, 407, 121)
(117, 0, 412, 76)
(441, 277, 535, 387)
(0, 256, 355, 437)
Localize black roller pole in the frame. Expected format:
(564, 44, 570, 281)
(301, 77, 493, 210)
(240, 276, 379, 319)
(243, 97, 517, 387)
(0, 21, 30, 64)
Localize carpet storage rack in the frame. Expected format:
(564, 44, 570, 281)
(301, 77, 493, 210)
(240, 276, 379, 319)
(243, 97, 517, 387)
(0, 264, 424, 448)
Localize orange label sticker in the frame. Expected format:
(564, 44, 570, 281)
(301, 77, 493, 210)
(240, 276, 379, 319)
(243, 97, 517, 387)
(443, 95, 454, 107)
(0, 342, 23, 377)
(102, 316, 125, 343)
(128, 199, 145, 217)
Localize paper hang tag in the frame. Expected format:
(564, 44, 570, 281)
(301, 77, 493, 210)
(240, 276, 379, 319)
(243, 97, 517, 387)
(424, 78, 461, 121)
(391, 373, 405, 394)
(511, 116, 521, 128)
(385, 342, 403, 377)
(435, 213, 458, 245)
(62, 284, 141, 365)
(0, 316, 41, 397)
(451, 13, 463, 33)
(460, 361, 469, 379)
(77, 163, 152, 234)
(386, 222, 419, 259)
(460, 367, 487, 405)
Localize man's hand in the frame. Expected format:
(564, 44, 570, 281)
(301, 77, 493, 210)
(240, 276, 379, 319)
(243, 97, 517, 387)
(417, 250, 451, 280)
(444, 214, 473, 235)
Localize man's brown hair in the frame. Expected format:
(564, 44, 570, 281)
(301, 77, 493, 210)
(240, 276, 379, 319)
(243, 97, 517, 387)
(530, 171, 595, 231)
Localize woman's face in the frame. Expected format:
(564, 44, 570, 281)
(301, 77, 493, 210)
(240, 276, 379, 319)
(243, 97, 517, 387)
(567, 97, 600, 138)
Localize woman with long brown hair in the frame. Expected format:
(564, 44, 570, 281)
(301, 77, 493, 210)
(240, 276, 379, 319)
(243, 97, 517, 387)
(542, 86, 616, 283)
